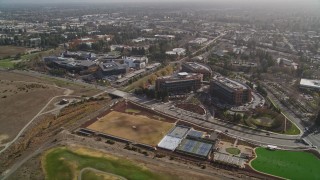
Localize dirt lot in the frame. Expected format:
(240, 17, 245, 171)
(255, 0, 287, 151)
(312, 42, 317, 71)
(0, 70, 101, 97)
(0, 80, 64, 144)
(0, 46, 29, 59)
(0, 70, 101, 144)
(0, 98, 110, 174)
(87, 111, 174, 146)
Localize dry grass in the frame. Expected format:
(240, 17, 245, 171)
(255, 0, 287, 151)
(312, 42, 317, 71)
(0, 46, 29, 58)
(87, 111, 174, 146)
(0, 99, 108, 169)
(0, 80, 64, 144)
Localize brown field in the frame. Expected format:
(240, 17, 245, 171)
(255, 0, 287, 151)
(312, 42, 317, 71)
(0, 46, 29, 58)
(87, 111, 174, 146)
(0, 70, 101, 96)
(0, 70, 103, 144)
(0, 80, 64, 144)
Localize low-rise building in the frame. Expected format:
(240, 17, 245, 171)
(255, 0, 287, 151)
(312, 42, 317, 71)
(155, 34, 175, 40)
(96, 62, 128, 77)
(210, 76, 252, 106)
(300, 79, 320, 91)
(123, 56, 148, 69)
(44, 56, 97, 74)
(277, 58, 298, 70)
(189, 38, 208, 45)
(166, 48, 186, 56)
(155, 72, 203, 95)
(181, 62, 212, 80)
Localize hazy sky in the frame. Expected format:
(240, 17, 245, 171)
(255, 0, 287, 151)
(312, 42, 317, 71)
(0, 0, 319, 3)
(0, 0, 319, 9)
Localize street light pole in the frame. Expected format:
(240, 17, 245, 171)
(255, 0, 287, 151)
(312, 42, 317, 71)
(284, 115, 287, 133)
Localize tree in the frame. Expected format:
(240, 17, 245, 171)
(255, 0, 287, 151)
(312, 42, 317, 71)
(256, 83, 268, 97)
(233, 113, 242, 122)
(148, 74, 158, 85)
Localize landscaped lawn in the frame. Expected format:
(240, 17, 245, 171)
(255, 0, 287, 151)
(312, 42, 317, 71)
(251, 148, 320, 180)
(226, 147, 241, 155)
(42, 146, 175, 180)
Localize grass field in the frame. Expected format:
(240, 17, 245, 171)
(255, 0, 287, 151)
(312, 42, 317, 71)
(226, 147, 240, 155)
(42, 146, 174, 180)
(251, 148, 320, 179)
(87, 111, 174, 146)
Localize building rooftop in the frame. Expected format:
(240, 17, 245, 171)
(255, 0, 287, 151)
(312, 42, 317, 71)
(99, 62, 126, 71)
(76, 60, 96, 67)
(158, 72, 202, 82)
(214, 77, 248, 90)
(167, 126, 190, 139)
(116, 69, 146, 83)
(184, 62, 212, 72)
(157, 135, 182, 151)
(300, 79, 320, 89)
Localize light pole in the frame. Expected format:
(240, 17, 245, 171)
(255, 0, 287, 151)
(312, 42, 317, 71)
(284, 116, 287, 133)
(125, 97, 128, 110)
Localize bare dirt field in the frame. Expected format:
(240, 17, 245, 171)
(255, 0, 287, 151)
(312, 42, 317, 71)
(0, 70, 103, 144)
(0, 46, 29, 59)
(0, 70, 101, 97)
(0, 80, 64, 144)
(87, 111, 174, 146)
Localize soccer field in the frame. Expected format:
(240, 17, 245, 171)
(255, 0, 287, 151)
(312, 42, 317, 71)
(251, 148, 320, 180)
(86, 111, 174, 146)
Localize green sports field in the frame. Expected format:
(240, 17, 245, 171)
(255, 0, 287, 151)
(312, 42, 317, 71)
(251, 148, 320, 180)
(42, 146, 174, 180)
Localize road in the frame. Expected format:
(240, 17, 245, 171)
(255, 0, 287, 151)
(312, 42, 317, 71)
(1, 68, 312, 150)
(170, 33, 225, 64)
(283, 36, 296, 53)
(268, 82, 320, 148)
(264, 84, 320, 149)
(128, 95, 307, 148)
